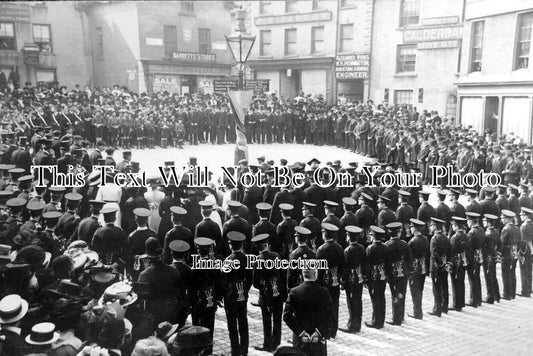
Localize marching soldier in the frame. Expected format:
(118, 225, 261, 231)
(355, 193, 375, 246)
(435, 189, 452, 234)
(428, 217, 452, 317)
(195, 201, 221, 255)
(163, 206, 193, 264)
(339, 225, 366, 334)
(169, 239, 193, 328)
(253, 202, 277, 253)
(450, 216, 468, 311)
(519, 207, 533, 297)
(276, 203, 298, 260)
(286, 226, 315, 290)
(224, 231, 253, 356)
(482, 214, 501, 303)
(385, 221, 411, 325)
(300, 202, 322, 253)
(500, 209, 520, 300)
(339, 197, 358, 249)
(316, 223, 344, 338)
(465, 212, 485, 307)
(252, 233, 285, 352)
(125, 208, 156, 276)
(364, 225, 390, 329)
(407, 218, 429, 320)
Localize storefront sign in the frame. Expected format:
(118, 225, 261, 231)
(171, 52, 216, 63)
(0, 3, 30, 22)
(214, 79, 238, 93)
(147, 63, 230, 76)
(335, 54, 369, 80)
(198, 77, 214, 94)
(255, 10, 332, 26)
(403, 26, 463, 43)
(212, 41, 227, 51)
(418, 40, 460, 50)
(153, 75, 180, 94)
(146, 37, 163, 46)
(23, 51, 40, 66)
(421, 16, 459, 27)
(244, 79, 269, 93)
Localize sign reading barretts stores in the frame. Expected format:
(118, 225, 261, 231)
(171, 52, 216, 63)
(335, 54, 370, 80)
(403, 26, 463, 43)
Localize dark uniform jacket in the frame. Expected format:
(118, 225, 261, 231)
(75, 215, 100, 245)
(408, 234, 430, 275)
(300, 215, 322, 251)
(316, 240, 345, 289)
(91, 223, 127, 258)
(287, 244, 316, 289)
(163, 224, 193, 264)
(224, 250, 253, 303)
(253, 249, 286, 306)
(276, 217, 298, 259)
(343, 241, 367, 287)
(385, 238, 412, 278)
(466, 225, 485, 266)
(429, 231, 452, 273)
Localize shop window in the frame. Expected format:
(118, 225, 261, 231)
(0, 22, 16, 51)
(394, 90, 414, 105)
(36, 69, 56, 83)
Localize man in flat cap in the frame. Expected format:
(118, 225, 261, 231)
(428, 217, 452, 317)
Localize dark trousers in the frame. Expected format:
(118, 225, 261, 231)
(520, 255, 532, 296)
(368, 280, 386, 327)
(467, 263, 482, 306)
(327, 286, 340, 338)
(260, 300, 283, 348)
(451, 266, 465, 309)
(502, 258, 517, 299)
(389, 276, 408, 324)
(190, 125, 199, 145)
(345, 283, 363, 331)
(225, 301, 249, 356)
(431, 270, 449, 315)
(483, 259, 500, 303)
(192, 307, 216, 353)
(409, 274, 425, 318)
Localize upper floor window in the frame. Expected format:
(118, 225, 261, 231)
(340, 0, 356, 8)
(0, 22, 16, 51)
(33, 24, 52, 52)
(260, 30, 271, 56)
(163, 25, 177, 57)
(198, 28, 211, 54)
(399, 0, 419, 27)
(260, 1, 272, 14)
(311, 26, 324, 54)
(181, 1, 194, 13)
(470, 21, 484, 72)
(396, 44, 417, 73)
(340, 24, 353, 53)
(515, 12, 533, 69)
(285, 0, 298, 13)
(285, 28, 297, 55)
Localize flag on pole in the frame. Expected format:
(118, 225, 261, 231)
(228, 90, 254, 165)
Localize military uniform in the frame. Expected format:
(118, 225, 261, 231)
(519, 208, 533, 297)
(450, 217, 468, 311)
(408, 219, 430, 319)
(483, 214, 501, 303)
(286, 226, 316, 290)
(428, 218, 452, 316)
(365, 226, 390, 329)
(465, 212, 485, 307)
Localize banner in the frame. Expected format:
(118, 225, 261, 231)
(228, 90, 254, 165)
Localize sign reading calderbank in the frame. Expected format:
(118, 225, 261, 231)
(172, 52, 216, 63)
(403, 26, 463, 43)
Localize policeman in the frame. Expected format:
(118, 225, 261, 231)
(316, 223, 344, 338)
(163, 206, 193, 264)
(377, 196, 396, 241)
(169, 239, 193, 328)
(385, 221, 411, 325)
(91, 206, 127, 264)
(55, 192, 82, 244)
(435, 189, 452, 234)
(407, 218, 429, 320)
(339, 197, 357, 249)
(276, 203, 298, 260)
(428, 217, 452, 317)
(465, 211, 484, 307)
(286, 226, 315, 290)
(195, 201, 221, 254)
(299, 202, 322, 252)
(253, 202, 277, 253)
(396, 190, 415, 241)
(482, 214, 501, 303)
(223, 201, 252, 255)
(74, 199, 104, 246)
(449, 189, 466, 219)
(416, 191, 435, 237)
(450, 216, 468, 311)
(519, 207, 533, 297)
(365, 225, 389, 329)
(500, 209, 520, 300)
(252, 233, 285, 352)
(355, 193, 375, 246)
(224, 231, 252, 356)
(126, 208, 156, 276)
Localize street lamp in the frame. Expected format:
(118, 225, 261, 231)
(225, 32, 255, 89)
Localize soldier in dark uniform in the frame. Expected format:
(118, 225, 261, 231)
(275, 203, 297, 260)
(450, 216, 468, 311)
(195, 201, 221, 254)
(407, 219, 429, 320)
(384, 221, 411, 325)
(190, 237, 224, 354)
(364, 225, 390, 329)
(465, 189, 482, 215)
(223, 231, 252, 356)
(465, 212, 484, 307)
(91, 206, 127, 264)
(74, 199, 104, 245)
(316, 223, 344, 338)
(125, 208, 156, 276)
(482, 214, 501, 304)
(163, 206, 193, 264)
(449, 189, 466, 219)
(496, 184, 510, 212)
(223, 201, 252, 256)
(138, 237, 179, 327)
(169, 239, 193, 328)
(480, 186, 500, 218)
(10, 136, 31, 174)
(377, 196, 396, 241)
(519, 207, 533, 297)
(427, 217, 452, 317)
(286, 226, 315, 290)
(270, 186, 294, 227)
(416, 191, 435, 237)
(299, 202, 322, 253)
(339, 197, 357, 249)
(322, 200, 342, 238)
(435, 189, 452, 234)
(500, 209, 520, 300)
(339, 225, 366, 334)
(3, 198, 25, 246)
(304, 172, 327, 222)
(253, 202, 277, 253)
(252, 233, 285, 352)
(396, 190, 415, 241)
(355, 193, 375, 246)
(283, 268, 335, 356)
(519, 183, 532, 209)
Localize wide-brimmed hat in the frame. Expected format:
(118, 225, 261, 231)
(25, 322, 59, 345)
(0, 294, 29, 324)
(98, 281, 138, 307)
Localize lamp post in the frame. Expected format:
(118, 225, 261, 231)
(225, 9, 255, 90)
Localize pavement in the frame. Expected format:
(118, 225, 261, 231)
(120, 143, 533, 355)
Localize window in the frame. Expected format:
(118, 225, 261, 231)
(260, 30, 271, 56)
(285, 28, 297, 55)
(394, 90, 414, 105)
(0, 22, 16, 51)
(515, 12, 533, 69)
(396, 44, 417, 73)
(312, 0, 321, 10)
(198, 28, 210, 54)
(163, 25, 177, 57)
(341, 0, 356, 7)
(36, 69, 56, 83)
(96, 27, 103, 59)
(399, 0, 419, 27)
(181, 1, 194, 13)
(311, 26, 324, 54)
(33, 24, 52, 52)
(470, 21, 484, 72)
(340, 24, 353, 53)
(259, 1, 272, 14)
(285, 0, 298, 13)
